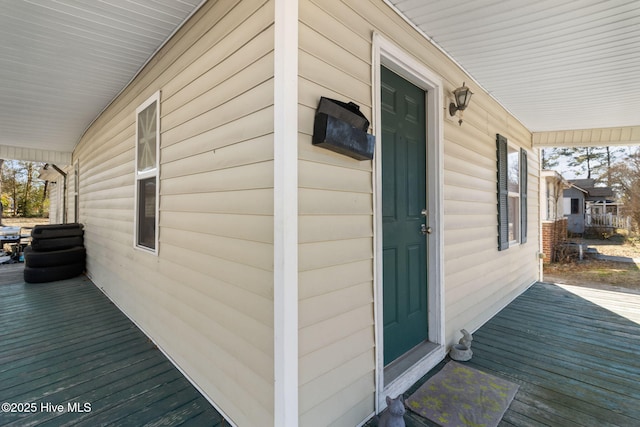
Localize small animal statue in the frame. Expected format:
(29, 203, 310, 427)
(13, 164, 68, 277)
(459, 328, 473, 349)
(378, 395, 406, 427)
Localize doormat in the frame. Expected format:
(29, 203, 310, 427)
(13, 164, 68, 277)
(406, 361, 519, 427)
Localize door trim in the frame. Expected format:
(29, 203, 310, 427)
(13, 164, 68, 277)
(372, 33, 445, 411)
(74, 160, 80, 223)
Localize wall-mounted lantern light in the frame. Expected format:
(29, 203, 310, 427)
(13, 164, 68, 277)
(449, 82, 473, 125)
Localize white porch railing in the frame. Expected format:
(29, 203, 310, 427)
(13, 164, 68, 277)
(586, 213, 631, 230)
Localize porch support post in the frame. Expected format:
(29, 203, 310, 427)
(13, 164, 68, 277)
(50, 164, 68, 224)
(274, 0, 298, 426)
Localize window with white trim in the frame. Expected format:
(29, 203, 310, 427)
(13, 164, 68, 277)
(507, 144, 520, 243)
(135, 92, 160, 253)
(497, 134, 527, 250)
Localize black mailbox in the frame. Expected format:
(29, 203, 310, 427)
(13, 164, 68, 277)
(312, 97, 375, 160)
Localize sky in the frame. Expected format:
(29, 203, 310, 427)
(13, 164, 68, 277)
(542, 146, 633, 181)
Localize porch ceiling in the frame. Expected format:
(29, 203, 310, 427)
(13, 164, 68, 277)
(387, 0, 640, 133)
(1, 1, 639, 161)
(0, 0, 204, 159)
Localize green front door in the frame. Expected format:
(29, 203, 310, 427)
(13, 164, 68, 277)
(381, 66, 428, 365)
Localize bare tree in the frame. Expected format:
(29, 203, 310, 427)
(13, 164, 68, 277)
(22, 162, 34, 217)
(609, 149, 640, 233)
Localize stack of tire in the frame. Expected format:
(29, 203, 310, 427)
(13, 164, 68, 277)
(24, 223, 86, 284)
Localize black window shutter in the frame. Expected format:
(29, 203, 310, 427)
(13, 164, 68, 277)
(497, 134, 509, 251)
(520, 148, 528, 243)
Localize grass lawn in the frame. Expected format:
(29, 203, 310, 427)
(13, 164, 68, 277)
(544, 259, 640, 289)
(1, 217, 49, 228)
(544, 234, 640, 292)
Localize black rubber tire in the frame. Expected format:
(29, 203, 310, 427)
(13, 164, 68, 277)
(24, 262, 85, 284)
(31, 223, 84, 239)
(24, 246, 86, 268)
(30, 236, 84, 252)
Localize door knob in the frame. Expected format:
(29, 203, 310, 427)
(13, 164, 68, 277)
(420, 224, 432, 235)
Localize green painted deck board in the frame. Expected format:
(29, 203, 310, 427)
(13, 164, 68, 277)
(471, 330, 640, 397)
(367, 282, 640, 427)
(1, 319, 136, 357)
(0, 268, 224, 426)
(177, 407, 226, 427)
(469, 282, 640, 426)
(470, 345, 639, 426)
(5, 267, 640, 427)
(142, 397, 213, 427)
(0, 332, 151, 387)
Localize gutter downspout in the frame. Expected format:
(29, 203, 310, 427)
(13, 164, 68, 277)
(50, 164, 68, 224)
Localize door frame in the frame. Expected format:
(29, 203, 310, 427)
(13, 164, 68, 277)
(372, 33, 445, 411)
(73, 160, 80, 223)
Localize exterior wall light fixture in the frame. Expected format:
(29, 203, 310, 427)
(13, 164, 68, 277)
(449, 82, 473, 125)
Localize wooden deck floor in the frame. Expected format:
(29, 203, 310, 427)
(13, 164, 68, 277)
(369, 282, 640, 427)
(4, 266, 639, 427)
(0, 265, 226, 427)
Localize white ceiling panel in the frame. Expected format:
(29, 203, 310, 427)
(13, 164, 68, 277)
(0, 0, 203, 153)
(1, 0, 639, 158)
(387, 0, 640, 131)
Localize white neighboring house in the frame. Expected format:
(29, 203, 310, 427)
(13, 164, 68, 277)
(541, 170, 569, 222)
(540, 170, 571, 262)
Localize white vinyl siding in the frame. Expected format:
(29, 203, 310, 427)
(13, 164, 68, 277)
(47, 180, 63, 224)
(0, 145, 71, 165)
(67, 0, 541, 426)
(72, 1, 275, 426)
(298, 1, 538, 426)
(533, 125, 640, 148)
(298, 1, 375, 426)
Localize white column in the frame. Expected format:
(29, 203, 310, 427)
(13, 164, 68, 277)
(274, 0, 298, 426)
